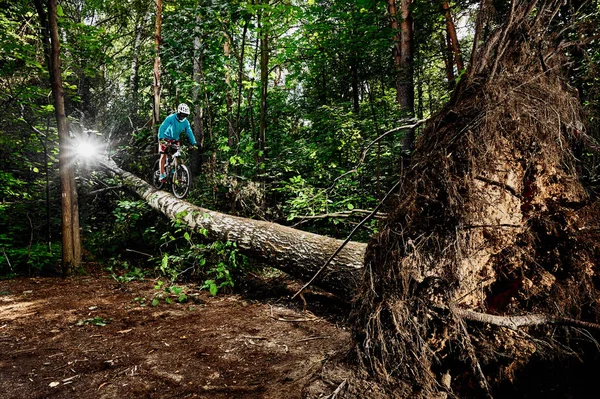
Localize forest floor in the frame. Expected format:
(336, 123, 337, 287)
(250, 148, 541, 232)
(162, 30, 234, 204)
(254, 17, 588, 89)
(0, 265, 354, 399)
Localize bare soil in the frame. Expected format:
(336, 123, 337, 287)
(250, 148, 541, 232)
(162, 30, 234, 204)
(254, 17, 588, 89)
(0, 266, 352, 399)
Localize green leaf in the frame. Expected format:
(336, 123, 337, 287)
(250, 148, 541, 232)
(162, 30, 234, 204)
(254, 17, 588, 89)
(151, 298, 159, 307)
(171, 286, 182, 295)
(184, 232, 190, 241)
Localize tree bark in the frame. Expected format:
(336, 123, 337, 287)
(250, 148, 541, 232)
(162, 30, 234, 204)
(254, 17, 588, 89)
(129, 9, 150, 101)
(398, 0, 416, 153)
(398, 0, 414, 115)
(235, 18, 250, 140)
(442, 1, 463, 72)
(98, 159, 365, 300)
(46, 0, 81, 275)
(224, 32, 236, 148)
(190, 15, 204, 176)
(441, 32, 455, 89)
(258, 12, 268, 180)
(152, 0, 163, 127)
(387, 0, 403, 105)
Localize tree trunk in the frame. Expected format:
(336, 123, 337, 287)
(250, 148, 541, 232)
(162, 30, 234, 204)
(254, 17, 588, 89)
(441, 32, 455, 89)
(98, 159, 365, 300)
(258, 18, 268, 180)
(46, 0, 81, 275)
(351, 52, 360, 114)
(442, 1, 463, 72)
(398, 0, 414, 114)
(399, 0, 415, 152)
(152, 0, 163, 127)
(387, 0, 401, 100)
(235, 19, 249, 137)
(224, 32, 236, 149)
(33, 0, 53, 253)
(128, 9, 150, 101)
(190, 19, 204, 176)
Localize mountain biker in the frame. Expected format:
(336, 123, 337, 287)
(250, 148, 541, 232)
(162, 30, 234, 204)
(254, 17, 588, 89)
(158, 103, 198, 182)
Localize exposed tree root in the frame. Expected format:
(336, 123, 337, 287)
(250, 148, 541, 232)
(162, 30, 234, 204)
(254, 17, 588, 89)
(350, 1, 600, 397)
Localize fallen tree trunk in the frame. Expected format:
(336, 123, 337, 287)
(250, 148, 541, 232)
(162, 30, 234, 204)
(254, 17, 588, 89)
(98, 159, 365, 300)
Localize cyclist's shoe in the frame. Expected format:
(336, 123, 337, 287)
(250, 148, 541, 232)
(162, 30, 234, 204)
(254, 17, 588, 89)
(159, 173, 167, 182)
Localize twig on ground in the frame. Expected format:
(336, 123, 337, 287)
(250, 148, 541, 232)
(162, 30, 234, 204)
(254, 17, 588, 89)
(296, 336, 329, 342)
(324, 379, 347, 399)
(270, 315, 317, 322)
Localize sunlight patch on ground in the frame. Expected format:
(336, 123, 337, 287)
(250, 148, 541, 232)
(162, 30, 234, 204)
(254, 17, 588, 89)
(0, 298, 42, 321)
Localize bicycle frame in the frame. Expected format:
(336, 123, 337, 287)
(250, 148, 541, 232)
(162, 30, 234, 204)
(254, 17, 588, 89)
(153, 144, 191, 199)
(162, 143, 182, 175)
(163, 148, 181, 177)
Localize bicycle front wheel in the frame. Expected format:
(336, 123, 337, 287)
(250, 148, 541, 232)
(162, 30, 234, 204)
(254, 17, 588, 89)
(172, 164, 191, 199)
(152, 159, 165, 190)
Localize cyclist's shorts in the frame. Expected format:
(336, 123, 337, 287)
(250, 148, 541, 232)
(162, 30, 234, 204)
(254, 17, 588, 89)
(158, 138, 180, 154)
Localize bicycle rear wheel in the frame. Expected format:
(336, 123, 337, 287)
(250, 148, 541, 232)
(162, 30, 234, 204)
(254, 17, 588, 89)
(152, 159, 165, 190)
(172, 164, 191, 199)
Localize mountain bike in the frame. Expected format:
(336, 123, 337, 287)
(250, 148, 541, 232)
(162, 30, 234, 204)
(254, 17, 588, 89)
(152, 143, 191, 199)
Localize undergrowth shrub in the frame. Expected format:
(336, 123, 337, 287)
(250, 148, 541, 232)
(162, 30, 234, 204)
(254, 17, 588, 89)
(158, 217, 250, 295)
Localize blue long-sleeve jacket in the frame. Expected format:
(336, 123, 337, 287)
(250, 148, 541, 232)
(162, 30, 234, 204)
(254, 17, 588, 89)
(158, 113, 197, 145)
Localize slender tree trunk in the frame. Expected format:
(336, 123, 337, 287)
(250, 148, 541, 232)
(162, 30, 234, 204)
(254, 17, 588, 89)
(235, 18, 250, 141)
(387, 0, 403, 105)
(33, 0, 53, 253)
(224, 32, 236, 148)
(247, 34, 259, 168)
(442, 32, 456, 89)
(99, 159, 365, 300)
(191, 18, 204, 176)
(46, 0, 81, 275)
(398, 0, 414, 113)
(399, 0, 415, 151)
(258, 10, 268, 183)
(442, 1, 464, 72)
(129, 9, 150, 103)
(351, 52, 360, 114)
(152, 0, 163, 127)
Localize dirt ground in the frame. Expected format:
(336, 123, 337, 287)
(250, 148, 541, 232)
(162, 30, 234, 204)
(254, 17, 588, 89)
(0, 266, 354, 399)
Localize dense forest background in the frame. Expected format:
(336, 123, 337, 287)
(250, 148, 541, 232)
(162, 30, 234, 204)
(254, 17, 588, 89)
(1, 0, 599, 290)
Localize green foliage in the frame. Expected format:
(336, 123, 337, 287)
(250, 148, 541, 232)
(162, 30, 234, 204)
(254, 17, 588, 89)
(158, 216, 249, 295)
(86, 199, 158, 261)
(278, 175, 329, 220)
(107, 260, 147, 283)
(0, 241, 61, 278)
(151, 280, 188, 306)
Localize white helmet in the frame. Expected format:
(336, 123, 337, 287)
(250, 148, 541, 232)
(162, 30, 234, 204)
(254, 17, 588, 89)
(177, 103, 190, 116)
